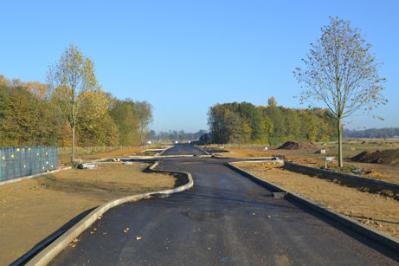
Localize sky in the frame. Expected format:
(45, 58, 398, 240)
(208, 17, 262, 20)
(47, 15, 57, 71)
(0, 0, 398, 132)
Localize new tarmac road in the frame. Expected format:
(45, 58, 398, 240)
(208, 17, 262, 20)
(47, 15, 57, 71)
(51, 144, 399, 265)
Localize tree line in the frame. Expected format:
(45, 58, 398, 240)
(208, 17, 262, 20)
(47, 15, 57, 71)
(0, 74, 152, 148)
(148, 130, 207, 143)
(344, 128, 399, 139)
(208, 98, 337, 145)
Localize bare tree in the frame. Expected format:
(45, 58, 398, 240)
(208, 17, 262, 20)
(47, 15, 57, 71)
(294, 17, 386, 167)
(48, 45, 98, 163)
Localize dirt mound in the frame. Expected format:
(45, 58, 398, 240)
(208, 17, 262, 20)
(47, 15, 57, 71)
(352, 149, 399, 166)
(278, 141, 316, 150)
(278, 141, 299, 150)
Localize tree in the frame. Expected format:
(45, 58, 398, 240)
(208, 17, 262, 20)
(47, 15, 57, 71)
(267, 96, 277, 107)
(48, 45, 99, 162)
(109, 99, 140, 145)
(134, 101, 153, 144)
(0, 85, 60, 146)
(294, 17, 386, 167)
(284, 109, 301, 140)
(77, 90, 119, 146)
(264, 103, 284, 145)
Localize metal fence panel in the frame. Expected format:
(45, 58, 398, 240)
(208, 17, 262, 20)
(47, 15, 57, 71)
(0, 146, 58, 182)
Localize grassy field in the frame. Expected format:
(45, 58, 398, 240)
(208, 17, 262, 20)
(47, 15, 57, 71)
(206, 139, 399, 184)
(0, 162, 176, 265)
(234, 161, 399, 240)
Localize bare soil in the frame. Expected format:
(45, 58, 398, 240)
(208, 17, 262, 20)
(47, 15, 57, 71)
(277, 141, 316, 150)
(235, 162, 399, 239)
(59, 145, 167, 165)
(352, 149, 399, 166)
(0, 163, 176, 265)
(278, 141, 300, 150)
(211, 146, 273, 158)
(209, 142, 399, 184)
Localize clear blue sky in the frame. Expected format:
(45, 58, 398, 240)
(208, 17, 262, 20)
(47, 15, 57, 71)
(1, 0, 398, 132)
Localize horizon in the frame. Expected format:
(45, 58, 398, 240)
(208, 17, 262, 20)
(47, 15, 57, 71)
(1, 1, 398, 132)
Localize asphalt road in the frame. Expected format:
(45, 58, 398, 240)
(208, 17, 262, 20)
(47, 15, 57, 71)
(51, 144, 398, 265)
(160, 143, 208, 156)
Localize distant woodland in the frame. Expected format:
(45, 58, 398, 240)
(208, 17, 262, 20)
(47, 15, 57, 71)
(208, 98, 337, 145)
(2, 72, 394, 148)
(148, 130, 207, 143)
(0, 75, 152, 147)
(344, 128, 399, 139)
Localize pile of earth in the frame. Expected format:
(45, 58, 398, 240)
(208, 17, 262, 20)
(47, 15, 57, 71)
(351, 149, 399, 166)
(277, 141, 316, 150)
(206, 147, 228, 153)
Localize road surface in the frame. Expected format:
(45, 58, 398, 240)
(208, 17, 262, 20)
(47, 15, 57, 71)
(50, 144, 398, 265)
(161, 143, 208, 156)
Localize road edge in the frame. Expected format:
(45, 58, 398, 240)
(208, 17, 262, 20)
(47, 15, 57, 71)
(225, 161, 399, 255)
(158, 145, 174, 156)
(26, 161, 193, 266)
(193, 145, 211, 155)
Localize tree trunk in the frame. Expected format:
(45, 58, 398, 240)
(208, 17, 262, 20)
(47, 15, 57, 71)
(71, 125, 75, 163)
(337, 118, 343, 168)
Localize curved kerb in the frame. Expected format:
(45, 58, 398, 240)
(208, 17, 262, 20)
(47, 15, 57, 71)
(26, 161, 193, 266)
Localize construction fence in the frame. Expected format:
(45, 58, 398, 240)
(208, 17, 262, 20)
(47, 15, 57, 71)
(0, 146, 58, 182)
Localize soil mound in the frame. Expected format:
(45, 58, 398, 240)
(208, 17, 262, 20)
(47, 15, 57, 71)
(351, 149, 399, 166)
(278, 141, 299, 150)
(277, 141, 316, 150)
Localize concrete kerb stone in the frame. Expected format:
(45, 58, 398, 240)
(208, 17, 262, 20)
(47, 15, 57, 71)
(284, 161, 399, 198)
(231, 158, 284, 164)
(26, 161, 194, 266)
(158, 154, 211, 158)
(226, 161, 399, 254)
(158, 145, 174, 156)
(124, 154, 212, 160)
(194, 145, 211, 155)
